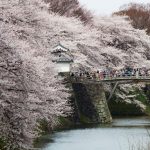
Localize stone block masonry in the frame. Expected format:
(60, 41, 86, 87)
(72, 82, 112, 124)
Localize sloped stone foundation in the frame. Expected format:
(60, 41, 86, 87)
(72, 82, 112, 124)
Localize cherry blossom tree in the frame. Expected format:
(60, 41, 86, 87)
(0, 0, 71, 149)
(114, 3, 150, 34)
(45, 0, 93, 24)
(1, 0, 150, 149)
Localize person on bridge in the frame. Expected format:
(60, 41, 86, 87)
(99, 71, 103, 80)
(135, 69, 139, 78)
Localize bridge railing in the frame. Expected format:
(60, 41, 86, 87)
(70, 73, 150, 83)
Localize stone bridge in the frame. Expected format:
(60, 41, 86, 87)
(70, 76, 150, 124)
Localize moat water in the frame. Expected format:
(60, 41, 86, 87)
(38, 117, 150, 150)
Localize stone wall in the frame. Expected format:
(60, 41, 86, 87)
(72, 82, 112, 124)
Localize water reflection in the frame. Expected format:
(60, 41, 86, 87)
(40, 117, 150, 150)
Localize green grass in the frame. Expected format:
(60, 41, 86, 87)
(79, 114, 92, 124)
(36, 119, 51, 136)
(58, 116, 73, 128)
(0, 137, 7, 150)
(134, 88, 148, 104)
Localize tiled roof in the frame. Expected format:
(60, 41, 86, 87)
(52, 43, 69, 53)
(53, 53, 73, 63)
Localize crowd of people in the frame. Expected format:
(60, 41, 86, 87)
(70, 67, 150, 80)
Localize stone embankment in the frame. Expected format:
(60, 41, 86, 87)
(72, 82, 112, 124)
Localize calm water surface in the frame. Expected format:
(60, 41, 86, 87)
(40, 117, 150, 150)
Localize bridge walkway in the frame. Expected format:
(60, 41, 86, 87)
(71, 76, 150, 84)
(71, 76, 150, 102)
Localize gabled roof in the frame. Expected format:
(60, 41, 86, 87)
(52, 43, 69, 53)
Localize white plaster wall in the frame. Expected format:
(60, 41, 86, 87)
(56, 62, 71, 72)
